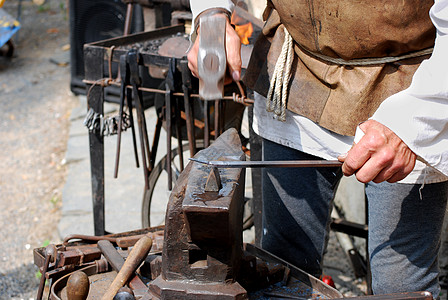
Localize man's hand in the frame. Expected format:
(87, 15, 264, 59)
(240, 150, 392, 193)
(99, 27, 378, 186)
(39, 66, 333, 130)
(338, 120, 417, 183)
(187, 13, 242, 84)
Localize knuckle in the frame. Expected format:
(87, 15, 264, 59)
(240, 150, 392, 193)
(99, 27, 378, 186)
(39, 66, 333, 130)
(376, 151, 395, 166)
(355, 172, 369, 184)
(341, 163, 355, 176)
(363, 133, 386, 149)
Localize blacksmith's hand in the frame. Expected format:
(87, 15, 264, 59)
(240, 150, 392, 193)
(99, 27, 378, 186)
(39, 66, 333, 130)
(187, 13, 242, 84)
(338, 120, 417, 183)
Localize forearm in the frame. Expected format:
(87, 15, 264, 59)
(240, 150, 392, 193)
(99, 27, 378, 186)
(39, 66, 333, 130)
(371, 0, 448, 175)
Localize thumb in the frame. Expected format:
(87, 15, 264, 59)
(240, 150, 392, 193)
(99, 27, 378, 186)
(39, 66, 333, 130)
(338, 124, 366, 162)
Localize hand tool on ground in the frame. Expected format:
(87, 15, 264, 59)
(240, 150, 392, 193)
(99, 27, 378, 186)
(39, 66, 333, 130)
(113, 287, 135, 300)
(101, 234, 153, 300)
(125, 69, 140, 169)
(36, 245, 53, 300)
(97, 239, 148, 298)
(66, 271, 90, 300)
(128, 50, 151, 189)
(197, 16, 227, 100)
(114, 54, 130, 178)
(189, 158, 343, 168)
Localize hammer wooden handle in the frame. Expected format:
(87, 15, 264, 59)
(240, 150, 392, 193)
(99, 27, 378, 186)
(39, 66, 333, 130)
(101, 233, 152, 300)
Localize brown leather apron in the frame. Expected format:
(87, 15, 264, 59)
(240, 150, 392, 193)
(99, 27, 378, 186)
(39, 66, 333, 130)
(243, 0, 435, 136)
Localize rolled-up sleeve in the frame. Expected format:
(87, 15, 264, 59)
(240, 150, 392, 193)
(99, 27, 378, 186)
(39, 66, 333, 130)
(371, 0, 448, 176)
(190, 0, 235, 26)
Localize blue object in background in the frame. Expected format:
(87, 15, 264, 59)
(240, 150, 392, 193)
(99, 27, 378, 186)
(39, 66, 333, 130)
(0, 8, 20, 48)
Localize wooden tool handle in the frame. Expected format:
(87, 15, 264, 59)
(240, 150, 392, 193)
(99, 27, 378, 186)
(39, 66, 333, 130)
(101, 233, 152, 300)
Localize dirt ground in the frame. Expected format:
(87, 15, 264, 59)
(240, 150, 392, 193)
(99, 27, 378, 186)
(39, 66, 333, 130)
(0, 0, 77, 298)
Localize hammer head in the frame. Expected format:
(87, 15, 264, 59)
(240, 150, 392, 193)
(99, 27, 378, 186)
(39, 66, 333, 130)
(197, 16, 227, 101)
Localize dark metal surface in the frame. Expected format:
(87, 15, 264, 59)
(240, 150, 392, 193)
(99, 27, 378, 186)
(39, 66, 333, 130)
(148, 128, 248, 299)
(189, 158, 343, 168)
(129, 50, 151, 190)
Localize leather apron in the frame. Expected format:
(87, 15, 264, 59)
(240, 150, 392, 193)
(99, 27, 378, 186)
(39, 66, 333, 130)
(243, 0, 435, 136)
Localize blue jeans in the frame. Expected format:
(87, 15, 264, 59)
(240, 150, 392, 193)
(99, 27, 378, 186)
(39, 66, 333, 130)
(261, 138, 448, 297)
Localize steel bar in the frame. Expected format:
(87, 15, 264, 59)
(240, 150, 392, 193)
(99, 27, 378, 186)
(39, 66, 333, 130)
(150, 115, 163, 170)
(174, 97, 184, 171)
(82, 79, 255, 104)
(36, 253, 51, 300)
(180, 60, 197, 156)
(189, 158, 342, 168)
(126, 84, 140, 168)
(123, 3, 134, 36)
(214, 99, 220, 138)
(128, 51, 150, 189)
(85, 46, 106, 236)
(114, 55, 128, 178)
(165, 65, 173, 191)
(204, 101, 210, 148)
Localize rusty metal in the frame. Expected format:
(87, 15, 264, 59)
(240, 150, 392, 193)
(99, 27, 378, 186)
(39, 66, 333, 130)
(114, 54, 129, 178)
(97, 240, 148, 298)
(128, 50, 151, 189)
(82, 78, 255, 104)
(146, 128, 344, 299)
(36, 248, 51, 300)
(123, 3, 134, 36)
(148, 128, 248, 299)
(204, 166, 222, 192)
(50, 263, 110, 300)
(66, 271, 90, 300)
(198, 16, 227, 100)
(102, 234, 152, 300)
(180, 60, 197, 156)
(190, 158, 343, 169)
(62, 231, 164, 249)
(126, 80, 140, 169)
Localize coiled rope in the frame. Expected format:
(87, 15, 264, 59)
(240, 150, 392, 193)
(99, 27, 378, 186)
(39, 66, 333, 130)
(266, 27, 294, 122)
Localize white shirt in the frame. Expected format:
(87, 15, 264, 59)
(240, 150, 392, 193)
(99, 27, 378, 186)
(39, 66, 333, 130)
(190, 0, 448, 184)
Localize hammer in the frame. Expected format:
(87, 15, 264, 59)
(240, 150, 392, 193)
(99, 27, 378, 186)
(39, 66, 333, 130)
(101, 233, 152, 300)
(197, 15, 227, 100)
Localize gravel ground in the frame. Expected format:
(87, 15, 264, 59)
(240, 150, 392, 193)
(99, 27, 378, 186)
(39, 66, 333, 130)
(0, 0, 77, 298)
(0, 1, 382, 299)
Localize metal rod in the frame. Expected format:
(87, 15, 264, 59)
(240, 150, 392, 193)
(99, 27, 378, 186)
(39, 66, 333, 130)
(189, 158, 343, 168)
(126, 86, 140, 168)
(150, 115, 163, 170)
(114, 55, 128, 178)
(203, 101, 210, 148)
(36, 253, 51, 300)
(174, 97, 184, 171)
(219, 99, 225, 136)
(182, 81, 196, 156)
(82, 79, 255, 104)
(124, 3, 134, 36)
(214, 99, 220, 139)
(165, 83, 173, 191)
